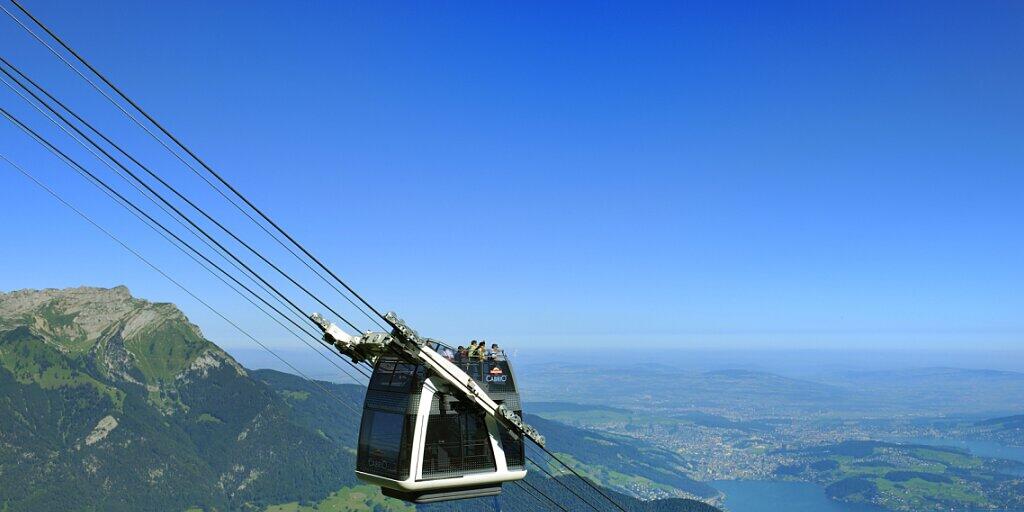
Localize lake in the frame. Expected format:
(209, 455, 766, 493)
(710, 480, 885, 512)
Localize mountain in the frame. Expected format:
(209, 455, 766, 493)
(519, 361, 848, 417)
(0, 286, 719, 512)
(522, 358, 1024, 419)
(827, 367, 1024, 415)
(976, 414, 1024, 429)
(968, 414, 1024, 447)
(776, 440, 1024, 511)
(0, 286, 362, 511)
(697, 369, 845, 404)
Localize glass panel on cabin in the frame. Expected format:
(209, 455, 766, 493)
(368, 358, 423, 393)
(421, 398, 496, 480)
(498, 425, 525, 471)
(461, 410, 494, 473)
(358, 410, 414, 480)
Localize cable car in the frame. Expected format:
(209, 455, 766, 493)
(310, 312, 542, 504)
(356, 341, 527, 503)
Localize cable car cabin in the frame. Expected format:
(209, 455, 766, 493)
(356, 342, 527, 503)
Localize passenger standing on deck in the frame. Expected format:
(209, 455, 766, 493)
(456, 346, 467, 363)
(489, 343, 504, 361)
(469, 340, 482, 361)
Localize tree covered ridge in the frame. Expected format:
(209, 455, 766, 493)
(0, 287, 359, 511)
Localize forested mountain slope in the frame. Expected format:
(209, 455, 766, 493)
(0, 287, 361, 511)
(0, 287, 718, 512)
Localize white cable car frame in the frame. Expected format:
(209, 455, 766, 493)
(355, 349, 527, 503)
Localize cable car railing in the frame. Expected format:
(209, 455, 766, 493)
(424, 340, 517, 392)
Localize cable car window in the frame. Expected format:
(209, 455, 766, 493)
(369, 359, 422, 392)
(421, 398, 495, 479)
(358, 410, 412, 480)
(369, 359, 398, 389)
(422, 414, 462, 479)
(498, 426, 525, 471)
(462, 411, 493, 472)
(388, 363, 418, 389)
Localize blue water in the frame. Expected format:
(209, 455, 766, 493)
(710, 480, 885, 512)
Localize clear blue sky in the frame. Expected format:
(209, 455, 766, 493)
(0, 0, 1021, 352)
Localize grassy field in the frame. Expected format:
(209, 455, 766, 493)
(790, 441, 1017, 511)
(0, 329, 125, 408)
(874, 477, 988, 509)
(264, 485, 414, 512)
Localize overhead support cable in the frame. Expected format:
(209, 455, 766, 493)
(0, 60, 363, 344)
(0, 55, 367, 337)
(2, 0, 386, 332)
(530, 444, 627, 512)
(526, 456, 607, 512)
(0, 67, 322, 351)
(0, 56, 377, 377)
(0, 61, 300, 333)
(3, 0, 388, 371)
(514, 480, 571, 512)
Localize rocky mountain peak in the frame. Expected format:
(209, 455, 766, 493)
(0, 285, 203, 347)
(0, 286, 241, 398)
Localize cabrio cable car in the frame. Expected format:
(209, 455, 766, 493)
(310, 312, 543, 503)
(357, 344, 526, 502)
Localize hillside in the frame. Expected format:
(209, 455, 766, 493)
(775, 440, 1024, 511)
(976, 414, 1024, 428)
(0, 286, 718, 512)
(968, 414, 1024, 447)
(0, 287, 362, 511)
